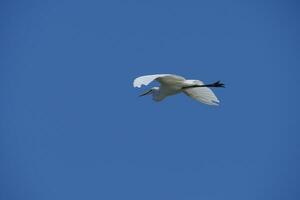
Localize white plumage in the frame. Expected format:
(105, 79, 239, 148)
(133, 74, 224, 106)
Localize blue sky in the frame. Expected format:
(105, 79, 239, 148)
(1, 0, 299, 199)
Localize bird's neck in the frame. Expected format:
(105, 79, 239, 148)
(152, 88, 164, 101)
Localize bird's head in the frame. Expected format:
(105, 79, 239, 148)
(139, 87, 159, 97)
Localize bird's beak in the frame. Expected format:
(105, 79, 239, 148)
(139, 89, 152, 97)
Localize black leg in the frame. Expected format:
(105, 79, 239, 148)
(182, 81, 225, 89)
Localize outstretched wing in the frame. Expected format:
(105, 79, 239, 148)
(183, 81, 220, 106)
(133, 74, 185, 88)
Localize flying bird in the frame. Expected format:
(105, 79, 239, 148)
(133, 74, 224, 106)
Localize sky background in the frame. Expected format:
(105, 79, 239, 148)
(1, 0, 300, 199)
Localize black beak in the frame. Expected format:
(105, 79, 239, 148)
(139, 89, 152, 97)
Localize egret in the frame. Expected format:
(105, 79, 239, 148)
(133, 74, 224, 106)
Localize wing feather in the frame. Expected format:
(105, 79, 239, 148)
(133, 74, 185, 88)
(184, 87, 220, 106)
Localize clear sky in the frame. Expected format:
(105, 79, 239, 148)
(1, 0, 299, 199)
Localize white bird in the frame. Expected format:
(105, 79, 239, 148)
(133, 74, 224, 106)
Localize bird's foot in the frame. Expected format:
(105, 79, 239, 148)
(212, 81, 225, 88)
